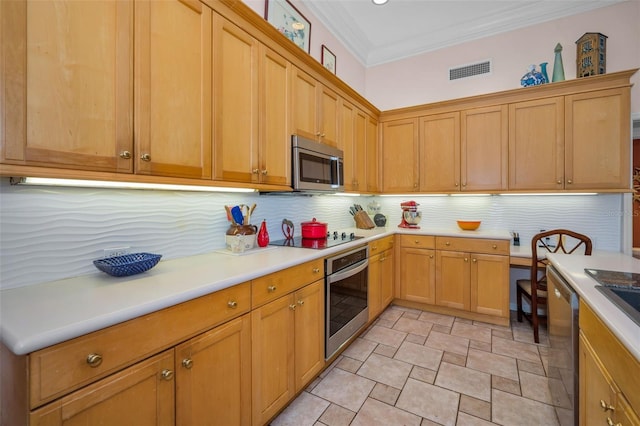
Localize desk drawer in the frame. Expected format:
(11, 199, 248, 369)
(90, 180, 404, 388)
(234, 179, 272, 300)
(252, 259, 323, 308)
(435, 237, 509, 255)
(29, 281, 251, 408)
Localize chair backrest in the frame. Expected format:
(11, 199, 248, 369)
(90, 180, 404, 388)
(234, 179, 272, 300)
(530, 229, 593, 288)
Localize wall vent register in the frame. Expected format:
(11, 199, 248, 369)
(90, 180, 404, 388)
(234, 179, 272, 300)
(449, 60, 491, 80)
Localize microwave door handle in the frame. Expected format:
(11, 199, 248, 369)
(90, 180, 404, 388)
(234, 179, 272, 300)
(331, 157, 341, 188)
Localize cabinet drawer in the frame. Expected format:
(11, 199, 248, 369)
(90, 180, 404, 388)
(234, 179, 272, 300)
(369, 236, 395, 254)
(400, 234, 435, 249)
(29, 281, 251, 408)
(435, 236, 509, 255)
(252, 259, 323, 308)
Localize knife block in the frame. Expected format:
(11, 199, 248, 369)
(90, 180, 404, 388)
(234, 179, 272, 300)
(354, 211, 375, 229)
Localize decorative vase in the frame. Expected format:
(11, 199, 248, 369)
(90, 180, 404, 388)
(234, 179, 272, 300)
(257, 220, 270, 247)
(552, 43, 565, 82)
(539, 62, 549, 83)
(520, 64, 545, 87)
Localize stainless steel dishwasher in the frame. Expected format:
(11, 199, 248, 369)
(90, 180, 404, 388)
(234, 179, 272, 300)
(547, 265, 579, 426)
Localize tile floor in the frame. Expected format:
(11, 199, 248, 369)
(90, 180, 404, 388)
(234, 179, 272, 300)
(271, 305, 572, 426)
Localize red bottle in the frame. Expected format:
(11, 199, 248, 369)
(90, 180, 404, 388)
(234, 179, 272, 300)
(257, 220, 270, 247)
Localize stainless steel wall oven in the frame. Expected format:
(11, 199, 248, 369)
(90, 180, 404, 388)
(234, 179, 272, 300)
(325, 245, 369, 359)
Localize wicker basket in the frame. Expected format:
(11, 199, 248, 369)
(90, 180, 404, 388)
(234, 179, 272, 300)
(93, 253, 162, 277)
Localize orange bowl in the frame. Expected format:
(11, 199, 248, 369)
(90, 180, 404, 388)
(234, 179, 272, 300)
(457, 220, 481, 231)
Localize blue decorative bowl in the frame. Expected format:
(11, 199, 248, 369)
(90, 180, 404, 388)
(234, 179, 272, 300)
(93, 253, 162, 277)
(521, 65, 547, 87)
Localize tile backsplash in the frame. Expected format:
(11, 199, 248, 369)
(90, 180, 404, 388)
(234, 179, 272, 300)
(0, 178, 625, 289)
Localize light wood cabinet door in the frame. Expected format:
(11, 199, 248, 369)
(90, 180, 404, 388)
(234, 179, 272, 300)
(509, 97, 564, 190)
(382, 118, 419, 192)
(175, 314, 251, 426)
(435, 250, 470, 311)
(251, 294, 295, 426)
(470, 253, 509, 318)
(291, 67, 319, 140)
(366, 114, 380, 193)
(339, 100, 361, 191)
(420, 112, 460, 192)
(380, 248, 395, 309)
(320, 86, 340, 147)
(565, 87, 631, 190)
(2, 0, 134, 172)
(461, 105, 508, 191)
(30, 350, 175, 426)
(294, 280, 325, 392)
(579, 335, 616, 426)
(212, 15, 258, 182)
(135, 0, 212, 179)
(258, 45, 290, 186)
(399, 247, 436, 304)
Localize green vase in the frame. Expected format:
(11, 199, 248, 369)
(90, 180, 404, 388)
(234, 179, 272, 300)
(552, 43, 565, 82)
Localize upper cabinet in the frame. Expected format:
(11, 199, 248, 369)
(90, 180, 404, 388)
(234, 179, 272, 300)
(291, 67, 339, 147)
(135, 0, 213, 179)
(366, 114, 380, 193)
(419, 112, 460, 192)
(2, 0, 134, 172)
(381, 118, 419, 192)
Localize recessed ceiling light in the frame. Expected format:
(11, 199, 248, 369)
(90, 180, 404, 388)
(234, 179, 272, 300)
(372, 0, 388, 5)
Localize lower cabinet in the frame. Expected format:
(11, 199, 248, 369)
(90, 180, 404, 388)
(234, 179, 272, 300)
(30, 350, 175, 425)
(175, 314, 251, 426)
(368, 236, 395, 320)
(398, 235, 436, 305)
(251, 280, 324, 426)
(579, 302, 639, 426)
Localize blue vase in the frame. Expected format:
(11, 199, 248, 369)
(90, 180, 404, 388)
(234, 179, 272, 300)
(552, 43, 565, 82)
(539, 62, 549, 83)
(520, 64, 545, 87)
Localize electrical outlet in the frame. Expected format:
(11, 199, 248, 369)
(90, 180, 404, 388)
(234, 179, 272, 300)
(103, 247, 130, 258)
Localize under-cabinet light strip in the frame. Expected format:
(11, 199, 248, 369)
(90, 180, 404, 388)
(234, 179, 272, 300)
(11, 177, 257, 193)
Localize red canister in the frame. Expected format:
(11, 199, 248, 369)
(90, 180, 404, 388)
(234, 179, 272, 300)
(300, 218, 328, 239)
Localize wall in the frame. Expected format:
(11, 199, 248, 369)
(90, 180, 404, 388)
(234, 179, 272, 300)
(0, 178, 623, 290)
(365, 1, 640, 112)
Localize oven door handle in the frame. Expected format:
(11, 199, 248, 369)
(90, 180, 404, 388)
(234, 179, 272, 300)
(327, 259, 368, 283)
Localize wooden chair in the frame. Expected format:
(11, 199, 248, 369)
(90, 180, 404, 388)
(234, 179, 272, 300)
(516, 229, 592, 343)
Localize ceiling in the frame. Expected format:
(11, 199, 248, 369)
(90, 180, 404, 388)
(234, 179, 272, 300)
(302, 0, 625, 67)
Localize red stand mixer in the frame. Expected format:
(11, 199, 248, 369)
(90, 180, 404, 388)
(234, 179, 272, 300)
(398, 201, 422, 229)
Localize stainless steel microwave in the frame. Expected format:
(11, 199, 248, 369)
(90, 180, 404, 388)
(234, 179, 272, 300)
(292, 135, 344, 192)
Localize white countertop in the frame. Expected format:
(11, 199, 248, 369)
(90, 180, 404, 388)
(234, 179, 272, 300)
(546, 252, 640, 360)
(0, 226, 515, 355)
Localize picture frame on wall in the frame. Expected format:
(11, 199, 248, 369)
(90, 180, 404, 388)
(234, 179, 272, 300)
(265, 0, 311, 53)
(321, 45, 336, 74)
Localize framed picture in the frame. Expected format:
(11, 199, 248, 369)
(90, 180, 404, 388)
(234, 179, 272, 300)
(321, 45, 336, 74)
(265, 0, 311, 53)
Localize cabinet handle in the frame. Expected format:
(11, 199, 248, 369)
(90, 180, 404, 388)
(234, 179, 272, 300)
(140, 153, 151, 162)
(119, 151, 131, 159)
(567, 179, 573, 184)
(297, 299, 305, 306)
(289, 304, 297, 311)
(600, 400, 615, 412)
(182, 358, 193, 369)
(160, 369, 174, 381)
(267, 285, 277, 293)
(86, 353, 103, 368)
(261, 169, 268, 175)
(606, 418, 621, 426)
(312, 268, 320, 274)
(380, 256, 386, 262)
(227, 300, 238, 309)
(252, 169, 260, 174)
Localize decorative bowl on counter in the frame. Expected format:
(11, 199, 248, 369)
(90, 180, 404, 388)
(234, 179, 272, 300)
(457, 220, 481, 231)
(93, 253, 162, 277)
(403, 210, 422, 225)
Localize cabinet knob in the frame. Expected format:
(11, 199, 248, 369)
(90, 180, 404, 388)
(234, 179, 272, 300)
(472, 258, 477, 263)
(140, 153, 151, 162)
(464, 258, 468, 262)
(429, 254, 434, 259)
(567, 179, 573, 184)
(316, 132, 321, 137)
(445, 241, 450, 246)
(600, 400, 615, 412)
(320, 133, 326, 138)
(492, 244, 497, 249)
(379, 256, 386, 262)
(414, 240, 420, 245)
(252, 169, 260, 174)
(455, 182, 459, 187)
(160, 369, 174, 381)
(312, 268, 320, 274)
(182, 358, 193, 369)
(297, 299, 305, 306)
(86, 353, 103, 368)
(119, 151, 131, 159)
(462, 182, 467, 187)
(606, 418, 621, 426)
(556, 179, 562, 184)
(372, 245, 378, 251)
(261, 169, 268, 175)
(227, 300, 238, 309)
(413, 183, 418, 188)
(267, 285, 277, 293)
(289, 304, 297, 311)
